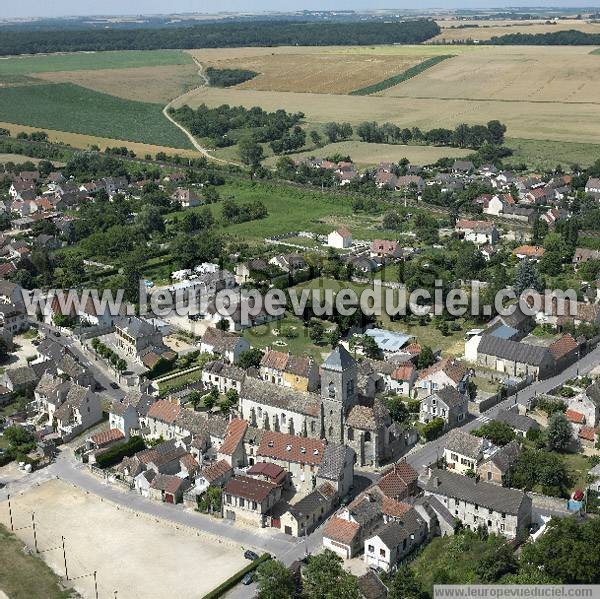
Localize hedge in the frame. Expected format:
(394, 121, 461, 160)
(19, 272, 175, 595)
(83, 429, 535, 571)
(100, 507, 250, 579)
(349, 55, 454, 96)
(95, 436, 145, 469)
(202, 553, 271, 599)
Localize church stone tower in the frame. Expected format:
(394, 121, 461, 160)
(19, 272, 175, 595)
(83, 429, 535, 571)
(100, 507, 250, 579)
(320, 345, 357, 444)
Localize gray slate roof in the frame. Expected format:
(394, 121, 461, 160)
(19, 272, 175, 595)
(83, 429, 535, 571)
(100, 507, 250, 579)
(322, 345, 355, 372)
(241, 377, 320, 417)
(424, 468, 529, 515)
(434, 386, 467, 410)
(487, 440, 520, 472)
(494, 408, 539, 433)
(444, 430, 483, 459)
(478, 334, 552, 366)
(317, 443, 354, 482)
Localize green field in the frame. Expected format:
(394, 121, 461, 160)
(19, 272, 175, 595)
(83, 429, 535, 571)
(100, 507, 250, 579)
(0, 50, 193, 75)
(0, 83, 191, 148)
(506, 137, 600, 170)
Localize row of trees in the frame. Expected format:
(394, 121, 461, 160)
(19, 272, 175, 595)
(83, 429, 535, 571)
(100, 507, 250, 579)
(356, 120, 507, 149)
(205, 67, 258, 87)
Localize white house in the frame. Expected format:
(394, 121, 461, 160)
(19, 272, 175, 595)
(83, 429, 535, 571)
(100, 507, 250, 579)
(328, 227, 352, 249)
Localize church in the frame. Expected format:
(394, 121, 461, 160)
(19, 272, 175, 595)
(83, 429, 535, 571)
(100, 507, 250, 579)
(239, 345, 415, 467)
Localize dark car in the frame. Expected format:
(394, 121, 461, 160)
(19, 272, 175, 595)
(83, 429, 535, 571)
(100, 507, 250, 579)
(241, 572, 254, 585)
(53, 331, 61, 337)
(110, 382, 120, 390)
(244, 550, 259, 561)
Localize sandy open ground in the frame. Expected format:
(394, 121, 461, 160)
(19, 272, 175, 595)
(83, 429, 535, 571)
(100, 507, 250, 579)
(0, 479, 246, 599)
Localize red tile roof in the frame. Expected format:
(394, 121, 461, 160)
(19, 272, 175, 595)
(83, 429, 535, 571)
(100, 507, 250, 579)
(382, 496, 413, 518)
(150, 473, 186, 495)
(224, 475, 277, 502)
(377, 461, 418, 499)
(512, 245, 545, 258)
(257, 431, 325, 466)
(391, 364, 415, 382)
(147, 400, 181, 424)
(201, 459, 232, 483)
(246, 461, 286, 481)
(579, 426, 596, 442)
(90, 428, 125, 447)
(219, 419, 248, 456)
(566, 409, 585, 424)
(323, 517, 360, 546)
(549, 334, 578, 361)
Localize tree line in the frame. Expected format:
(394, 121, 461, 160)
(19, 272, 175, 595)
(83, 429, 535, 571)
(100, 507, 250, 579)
(488, 30, 600, 44)
(0, 20, 441, 55)
(205, 67, 258, 88)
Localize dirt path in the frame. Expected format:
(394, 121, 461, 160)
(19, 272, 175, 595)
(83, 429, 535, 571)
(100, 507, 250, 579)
(163, 56, 241, 166)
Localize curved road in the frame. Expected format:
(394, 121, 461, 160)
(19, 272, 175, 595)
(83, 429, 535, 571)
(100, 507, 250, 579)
(162, 55, 241, 166)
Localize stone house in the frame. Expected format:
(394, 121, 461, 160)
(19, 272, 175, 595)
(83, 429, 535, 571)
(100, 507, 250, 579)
(222, 475, 282, 528)
(424, 469, 531, 539)
(199, 327, 250, 364)
(280, 482, 337, 537)
(443, 430, 487, 475)
(477, 440, 520, 485)
(259, 349, 319, 392)
(149, 474, 190, 504)
(202, 360, 246, 394)
(327, 227, 352, 249)
(419, 386, 468, 430)
(54, 384, 102, 440)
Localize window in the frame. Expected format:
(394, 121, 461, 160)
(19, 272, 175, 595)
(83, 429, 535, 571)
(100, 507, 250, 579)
(364, 432, 371, 442)
(487, 472, 492, 481)
(501, 513, 506, 519)
(500, 523, 505, 531)
(239, 498, 245, 507)
(328, 382, 336, 398)
(252, 501, 257, 510)
(347, 428, 354, 441)
(368, 545, 375, 553)
(379, 549, 386, 557)
(451, 453, 458, 461)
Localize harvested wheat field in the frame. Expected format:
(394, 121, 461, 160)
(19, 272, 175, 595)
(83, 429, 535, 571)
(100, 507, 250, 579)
(431, 18, 600, 42)
(35, 63, 200, 103)
(173, 84, 600, 144)
(381, 46, 600, 103)
(0, 121, 198, 158)
(265, 140, 471, 167)
(187, 46, 453, 94)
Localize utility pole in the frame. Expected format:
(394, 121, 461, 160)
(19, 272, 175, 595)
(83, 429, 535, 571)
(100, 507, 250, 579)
(31, 512, 38, 553)
(62, 536, 68, 580)
(7, 494, 13, 531)
(93, 571, 99, 599)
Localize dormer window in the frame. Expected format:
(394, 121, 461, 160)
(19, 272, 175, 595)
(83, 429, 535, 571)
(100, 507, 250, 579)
(328, 382, 336, 398)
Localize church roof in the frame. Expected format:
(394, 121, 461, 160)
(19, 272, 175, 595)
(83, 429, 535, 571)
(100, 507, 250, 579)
(322, 345, 355, 372)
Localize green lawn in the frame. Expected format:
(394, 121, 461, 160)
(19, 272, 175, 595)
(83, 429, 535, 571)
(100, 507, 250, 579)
(0, 523, 72, 599)
(0, 50, 193, 76)
(506, 137, 600, 170)
(243, 314, 328, 362)
(0, 83, 192, 148)
(562, 453, 593, 493)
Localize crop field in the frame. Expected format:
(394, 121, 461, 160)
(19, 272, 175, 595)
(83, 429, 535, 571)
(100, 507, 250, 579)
(0, 49, 194, 75)
(381, 46, 600, 103)
(187, 45, 479, 95)
(0, 83, 192, 148)
(431, 18, 600, 42)
(264, 140, 471, 167)
(177, 44, 600, 145)
(35, 64, 200, 103)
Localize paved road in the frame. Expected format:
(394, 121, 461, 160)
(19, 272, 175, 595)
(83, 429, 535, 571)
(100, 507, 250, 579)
(406, 344, 600, 472)
(37, 323, 124, 401)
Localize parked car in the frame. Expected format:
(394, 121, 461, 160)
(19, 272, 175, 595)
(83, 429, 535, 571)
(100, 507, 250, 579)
(241, 573, 254, 585)
(244, 550, 259, 561)
(110, 382, 120, 390)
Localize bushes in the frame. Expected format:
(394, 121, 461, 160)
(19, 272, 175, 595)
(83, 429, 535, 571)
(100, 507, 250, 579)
(206, 67, 258, 87)
(95, 436, 145, 469)
(203, 553, 271, 599)
(422, 417, 445, 441)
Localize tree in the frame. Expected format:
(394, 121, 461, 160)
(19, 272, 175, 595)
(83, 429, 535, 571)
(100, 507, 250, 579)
(519, 517, 600, 583)
(308, 320, 325, 344)
(540, 232, 569, 276)
(472, 420, 515, 446)
(532, 217, 549, 244)
(546, 412, 572, 452)
(422, 417, 445, 441)
(203, 387, 219, 410)
(255, 559, 295, 599)
(416, 346, 435, 369)
(310, 130, 323, 147)
(513, 258, 543, 295)
(136, 205, 165, 235)
(238, 348, 264, 369)
(486, 120, 507, 145)
(475, 543, 517, 582)
(385, 396, 410, 424)
(3, 425, 34, 447)
(388, 565, 425, 599)
(238, 136, 264, 170)
(382, 210, 402, 230)
(303, 550, 361, 599)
